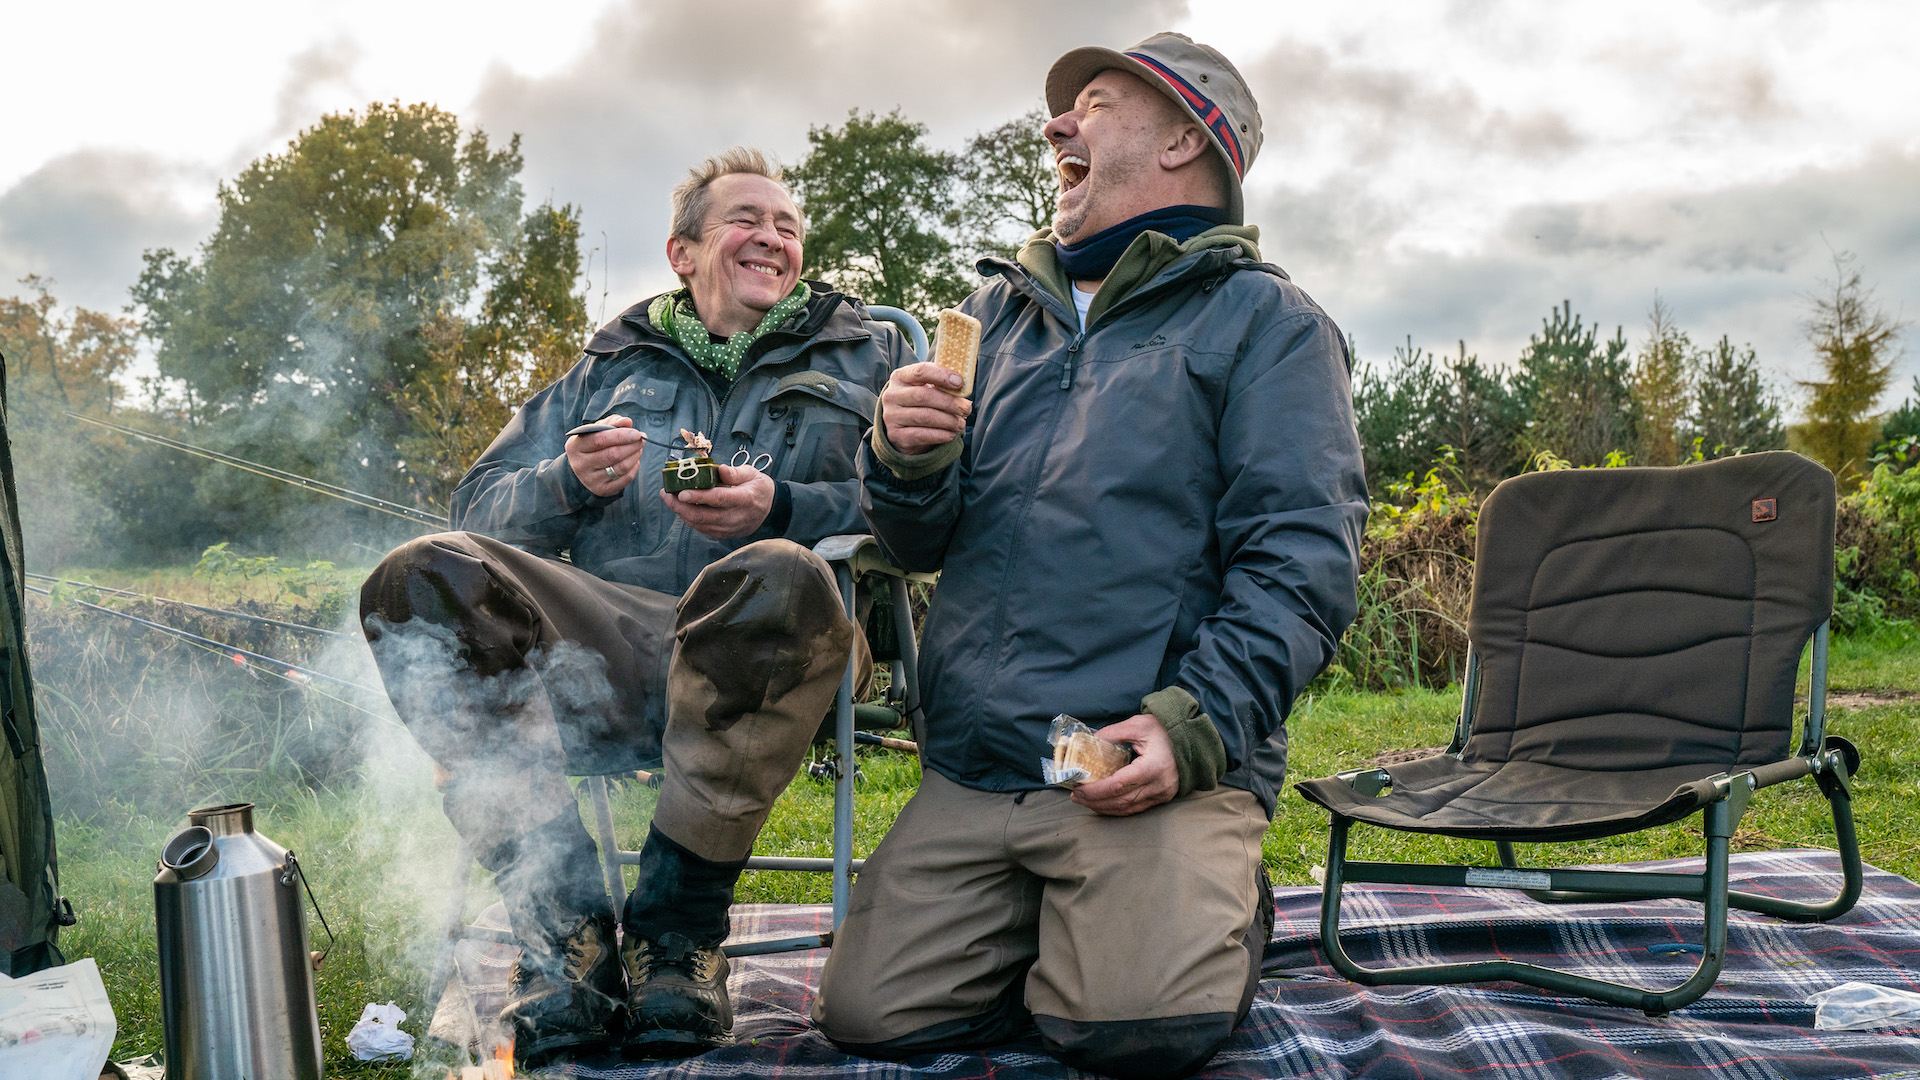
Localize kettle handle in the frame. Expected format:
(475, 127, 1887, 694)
(280, 851, 336, 967)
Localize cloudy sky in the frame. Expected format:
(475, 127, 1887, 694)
(5, 0, 1916, 409)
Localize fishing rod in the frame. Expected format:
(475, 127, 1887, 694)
(23, 582, 378, 694)
(24, 573, 353, 640)
(65, 411, 449, 529)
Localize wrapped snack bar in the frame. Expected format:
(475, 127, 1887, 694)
(1042, 714, 1134, 788)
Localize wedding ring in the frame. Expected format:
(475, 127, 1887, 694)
(603, 465, 618, 480)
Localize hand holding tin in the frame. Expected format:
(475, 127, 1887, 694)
(663, 461, 776, 540)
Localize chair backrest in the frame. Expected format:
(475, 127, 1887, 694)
(1464, 451, 1833, 771)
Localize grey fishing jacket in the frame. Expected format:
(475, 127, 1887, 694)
(451, 287, 907, 595)
(860, 246, 1368, 815)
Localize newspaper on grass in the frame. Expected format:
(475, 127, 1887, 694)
(0, 957, 116, 1080)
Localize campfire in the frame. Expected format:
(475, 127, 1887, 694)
(451, 1042, 514, 1079)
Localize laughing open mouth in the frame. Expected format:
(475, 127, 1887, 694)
(741, 262, 782, 277)
(1057, 154, 1089, 190)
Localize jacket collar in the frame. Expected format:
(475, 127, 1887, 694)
(979, 230, 1267, 332)
(583, 281, 868, 360)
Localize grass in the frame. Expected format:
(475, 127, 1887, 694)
(50, 625, 1920, 1073)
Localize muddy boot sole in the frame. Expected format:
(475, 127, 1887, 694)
(516, 1027, 621, 1070)
(622, 1026, 733, 1059)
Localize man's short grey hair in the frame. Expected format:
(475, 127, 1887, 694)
(668, 147, 804, 243)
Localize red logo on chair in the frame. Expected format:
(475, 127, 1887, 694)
(1752, 498, 1778, 522)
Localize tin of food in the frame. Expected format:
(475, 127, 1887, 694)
(663, 428, 720, 493)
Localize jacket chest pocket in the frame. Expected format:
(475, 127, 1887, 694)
(755, 373, 876, 484)
(582, 377, 682, 555)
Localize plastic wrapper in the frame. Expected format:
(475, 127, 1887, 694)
(1806, 981, 1920, 1030)
(1042, 714, 1133, 788)
(346, 1000, 414, 1061)
(0, 957, 116, 1080)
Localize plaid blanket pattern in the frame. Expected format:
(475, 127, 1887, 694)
(430, 850, 1920, 1078)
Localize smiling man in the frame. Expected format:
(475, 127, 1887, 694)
(812, 33, 1368, 1079)
(358, 148, 906, 1064)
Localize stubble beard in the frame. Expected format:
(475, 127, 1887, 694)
(1051, 144, 1150, 245)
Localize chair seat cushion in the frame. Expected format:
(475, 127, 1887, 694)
(1294, 753, 1734, 843)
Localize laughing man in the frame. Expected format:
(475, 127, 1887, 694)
(360, 149, 905, 1065)
(813, 33, 1368, 1078)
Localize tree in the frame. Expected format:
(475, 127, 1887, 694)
(1430, 342, 1527, 490)
(1631, 296, 1691, 466)
(1797, 251, 1905, 482)
(0, 277, 154, 567)
(788, 109, 970, 328)
(1513, 300, 1635, 466)
(1353, 338, 1523, 495)
(957, 106, 1057, 261)
(1354, 337, 1449, 493)
(1690, 335, 1784, 459)
(133, 102, 526, 506)
(1879, 376, 1920, 472)
(0, 275, 135, 413)
(397, 201, 590, 507)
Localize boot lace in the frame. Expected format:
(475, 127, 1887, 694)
(629, 931, 721, 982)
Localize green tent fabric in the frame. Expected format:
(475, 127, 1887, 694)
(0, 357, 67, 975)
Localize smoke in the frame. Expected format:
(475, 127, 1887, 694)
(349, 610, 636, 1057)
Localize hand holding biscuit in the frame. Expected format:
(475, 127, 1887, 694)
(880, 364, 972, 455)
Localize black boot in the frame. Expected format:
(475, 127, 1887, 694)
(486, 811, 626, 1066)
(620, 825, 745, 1056)
(622, 930, 733, 1056)
(500, 910, 627, 1067)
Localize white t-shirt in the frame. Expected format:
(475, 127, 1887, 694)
(1071, 283, 1095, 332)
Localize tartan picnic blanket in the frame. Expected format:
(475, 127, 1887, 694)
(430, 850, 1920, 1079)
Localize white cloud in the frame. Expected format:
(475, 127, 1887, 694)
(1, 0, 1915, 414)
(0, 150, 214, 314)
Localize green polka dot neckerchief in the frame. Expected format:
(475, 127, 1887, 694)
(647, 283, 812, 382)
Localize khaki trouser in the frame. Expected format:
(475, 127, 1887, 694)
(360, 532, 856, 866)
(813, 769, 1271, 1079)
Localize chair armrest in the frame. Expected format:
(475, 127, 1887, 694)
(811, 533, 938, 584)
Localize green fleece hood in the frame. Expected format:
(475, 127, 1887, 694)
(1016, 223, 1262, 329)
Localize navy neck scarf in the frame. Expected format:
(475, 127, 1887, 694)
(1054, 204, 1229, 281)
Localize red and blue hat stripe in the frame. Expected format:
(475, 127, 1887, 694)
(1125, 51, 1246, 178)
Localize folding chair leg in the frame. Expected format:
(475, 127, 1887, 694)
(888, 576, 926, 750)
(588, 775, 626, 917)
(1321, 808, 1736, 1016)
(1492, 765, 1863, 923)
(832, 562, 857, 931)
(425, 840, 475, 1020)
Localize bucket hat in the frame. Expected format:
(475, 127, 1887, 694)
(1046, 31, 1263, 223)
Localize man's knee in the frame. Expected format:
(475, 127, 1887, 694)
(686, 538, 841, 620)
(360, 532, 494, 631)
(677, 538, 850, 667)
(1034, 1013, 1236, 1080)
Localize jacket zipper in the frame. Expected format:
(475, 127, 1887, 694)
(1060, 334, 1084, 390)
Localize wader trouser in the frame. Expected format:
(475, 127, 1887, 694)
(813, 770, 1273, 1080)
(360, 532, 855, 952)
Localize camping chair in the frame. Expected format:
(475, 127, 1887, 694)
(1296, 450, 1862, 1016)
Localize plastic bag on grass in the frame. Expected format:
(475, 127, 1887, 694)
(1807, 982, 1920, 1030)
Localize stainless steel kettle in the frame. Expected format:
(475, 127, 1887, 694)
(154, 802, 332, 1080)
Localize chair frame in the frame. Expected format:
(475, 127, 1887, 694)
(1318, 621, 1862, 1017)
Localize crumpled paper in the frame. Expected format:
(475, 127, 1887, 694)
(346, 1001, 414, 1061)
